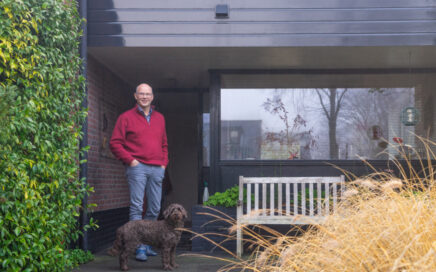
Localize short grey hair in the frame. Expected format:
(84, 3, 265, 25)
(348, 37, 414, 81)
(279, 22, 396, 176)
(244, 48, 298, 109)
(135, 83, 153, 94)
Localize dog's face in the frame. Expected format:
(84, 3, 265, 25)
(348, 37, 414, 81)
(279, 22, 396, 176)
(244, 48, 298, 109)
(163, 204, 187, 223)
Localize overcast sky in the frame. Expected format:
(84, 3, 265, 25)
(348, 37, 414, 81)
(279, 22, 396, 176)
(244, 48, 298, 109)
(221, 88, 325, 132)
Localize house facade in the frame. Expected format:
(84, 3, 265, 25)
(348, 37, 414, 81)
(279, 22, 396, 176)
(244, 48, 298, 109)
(80, 0, 436, 251)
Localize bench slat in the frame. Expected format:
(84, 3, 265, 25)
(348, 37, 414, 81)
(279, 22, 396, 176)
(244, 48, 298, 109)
(270, 183, 274, 216)
(309, 182, 314, 216)
(333, 182, 337, 212)
(237, 176, 243, 257)
(255, 183, 259, 211)
(247, 183, 251, 215)
(302, 183, 306, 216)
(285, 183, 290, 215)
(262, 183, 266, 216)
(278, 183, 282, 216)
(325, 183, 330, 214)
(293, 183, 298, 215)
(317, 181, 322, 216)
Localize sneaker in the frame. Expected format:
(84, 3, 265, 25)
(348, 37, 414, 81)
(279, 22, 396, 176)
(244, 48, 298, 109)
(135, 245, 148, 261)
(144, 245, 158, 256)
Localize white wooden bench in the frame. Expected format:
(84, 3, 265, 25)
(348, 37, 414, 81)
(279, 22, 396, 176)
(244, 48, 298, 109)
(236, 175, 345, 257)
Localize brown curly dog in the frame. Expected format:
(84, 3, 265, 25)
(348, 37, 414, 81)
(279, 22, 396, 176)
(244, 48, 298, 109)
(108, 203, 187, 271)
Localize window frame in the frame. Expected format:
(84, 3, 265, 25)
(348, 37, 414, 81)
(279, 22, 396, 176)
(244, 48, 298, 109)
(212, 68, 436, 162)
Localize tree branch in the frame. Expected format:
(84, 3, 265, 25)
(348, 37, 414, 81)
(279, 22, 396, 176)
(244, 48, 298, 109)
(334, 88, 348, 118)
(316, 89, 330, 119)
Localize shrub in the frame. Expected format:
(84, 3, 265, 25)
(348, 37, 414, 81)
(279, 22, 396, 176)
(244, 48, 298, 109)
(66, 249, 94, 268)
(0, 0, 92, 271)
(204, 186, 252, 208)
(204, 186, 240, 207)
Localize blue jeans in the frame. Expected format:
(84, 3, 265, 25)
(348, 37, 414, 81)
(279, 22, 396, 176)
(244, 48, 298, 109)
(126, 163, 165, 221)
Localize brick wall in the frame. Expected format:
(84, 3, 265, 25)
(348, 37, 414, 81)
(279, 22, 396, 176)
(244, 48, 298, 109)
(86, 55, 134, 212)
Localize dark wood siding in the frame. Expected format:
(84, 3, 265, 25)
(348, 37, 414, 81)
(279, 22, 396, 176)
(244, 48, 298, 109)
(88, 0, 436, 47)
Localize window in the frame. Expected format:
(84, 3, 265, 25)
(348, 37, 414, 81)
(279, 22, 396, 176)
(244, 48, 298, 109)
(220, 73, 435, 161)
(203, 113, 210, 166)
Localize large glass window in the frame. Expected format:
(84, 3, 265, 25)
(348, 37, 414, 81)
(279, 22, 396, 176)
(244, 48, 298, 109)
(220, 84, 434, 160)
(203, 113, 210, 166)
(202, 91, 211, 166)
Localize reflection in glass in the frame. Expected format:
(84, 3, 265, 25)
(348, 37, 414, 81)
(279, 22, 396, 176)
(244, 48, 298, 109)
(220, 88, 425, 160)
(203, 113, 210, 166)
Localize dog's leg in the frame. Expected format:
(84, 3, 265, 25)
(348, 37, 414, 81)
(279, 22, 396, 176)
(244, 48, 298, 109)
(119, 247, 130, 271)
(108, 229, 123, 256)
(161, 247, 172, 270)
(169, 245, 178, 269)
(108, 241, 119, 256)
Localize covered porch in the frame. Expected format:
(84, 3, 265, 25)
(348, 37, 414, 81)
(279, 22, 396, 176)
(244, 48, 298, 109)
(81, 0, 436, 252)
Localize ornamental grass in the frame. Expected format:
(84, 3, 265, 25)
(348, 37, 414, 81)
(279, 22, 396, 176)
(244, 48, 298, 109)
(188, 137, 436, 272)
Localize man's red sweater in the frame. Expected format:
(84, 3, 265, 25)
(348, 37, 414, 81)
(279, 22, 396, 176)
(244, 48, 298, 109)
(110, 106, 169, 167)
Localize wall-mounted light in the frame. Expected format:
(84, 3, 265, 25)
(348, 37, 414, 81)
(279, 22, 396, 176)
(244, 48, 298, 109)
(215, 4, 229, 19)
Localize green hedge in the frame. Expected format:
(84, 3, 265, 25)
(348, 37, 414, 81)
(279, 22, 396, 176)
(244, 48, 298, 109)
(0, 1, 92, 271)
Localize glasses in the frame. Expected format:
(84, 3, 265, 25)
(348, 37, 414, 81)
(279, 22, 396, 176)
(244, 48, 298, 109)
(136, 92, 153, 97)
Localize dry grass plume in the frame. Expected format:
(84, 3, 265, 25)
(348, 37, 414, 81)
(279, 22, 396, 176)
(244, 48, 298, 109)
(189, 137, 436, 272)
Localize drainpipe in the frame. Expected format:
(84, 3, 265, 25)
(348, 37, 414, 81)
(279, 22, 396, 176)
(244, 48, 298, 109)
(78, 0, 89, 251)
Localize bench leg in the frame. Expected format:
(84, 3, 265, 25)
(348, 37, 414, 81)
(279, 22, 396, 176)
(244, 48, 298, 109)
(236, 223, 242, 258)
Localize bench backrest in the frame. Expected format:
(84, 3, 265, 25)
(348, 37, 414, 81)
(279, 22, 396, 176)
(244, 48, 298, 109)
(238, 176, 345, 218)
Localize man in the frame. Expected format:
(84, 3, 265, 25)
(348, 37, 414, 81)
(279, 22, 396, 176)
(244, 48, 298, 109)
(110, 83, 168, 261)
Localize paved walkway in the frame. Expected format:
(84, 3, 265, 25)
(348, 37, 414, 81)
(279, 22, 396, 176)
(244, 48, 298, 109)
(73, 249, 237, 272)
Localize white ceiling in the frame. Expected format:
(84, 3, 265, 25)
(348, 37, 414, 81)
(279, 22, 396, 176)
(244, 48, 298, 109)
(88, 46, 436, 89)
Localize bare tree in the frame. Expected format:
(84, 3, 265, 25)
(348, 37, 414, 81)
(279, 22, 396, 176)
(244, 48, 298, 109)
(340, 88, 411, 159)
(263, 94, 316, 159)
(263, 95, 292, 146)
(315, 88, 347, 159)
